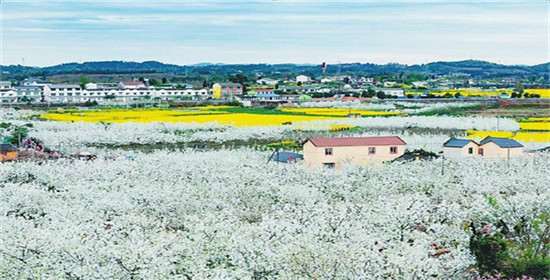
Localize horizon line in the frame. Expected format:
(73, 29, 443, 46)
(2, 58, 549, 68)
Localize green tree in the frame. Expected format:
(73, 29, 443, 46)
(9, 125, 29, 146)
(364, 88, 376, 98)
(229, 73, 248, 84)
(149, 78, 160, 86)
(514, 80, 524, 93)
(470, 215, 550, 279)
(79, 76, 90, 88)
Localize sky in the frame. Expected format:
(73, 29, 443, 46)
(0, 0, 548, 67)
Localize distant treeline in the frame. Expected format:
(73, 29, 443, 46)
(1, 59, 549, 82)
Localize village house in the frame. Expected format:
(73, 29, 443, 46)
(0, 81, 12, 90)
(256, 78, 279, 86)
(443, 138, 479, 159)
(443, 137, 524, 159)
(248, 88, 275, 95)
(0, 143, 18, 162)
(255, 93, 282, 101)
(0, 89, 17, 103)
(13, 86, 42, 102)
(21, 78, 50, 87)
(296, 75, 312, 84)
(85, 83, 118, 90)
(379, 88, 405, 98)
(118, 81, 146, 89)
(212, 83, 243, 99)
(43, 84, 82, 103)
(478, 136, 524, 158)
(303, 136, 406, 168)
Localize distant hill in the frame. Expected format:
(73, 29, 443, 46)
(1, 59, 548, 80)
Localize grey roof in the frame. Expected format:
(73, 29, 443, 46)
(269, 152, 303, 163)
(48, 84, 81, 89)
(529, 146, 550, 153)
(380, 88, 405, 92)
(23, 78, 48, 83)
(0, 143, 18, 152)
(480, 137, 523, 148)
(443, 138, 476, 148)
(14, 86, 41, 90)
(256, 93, 281, 98)
(217, 83, 242, 87)
(0, 81, 11, 86)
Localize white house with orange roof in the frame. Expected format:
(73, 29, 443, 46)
(303, 136, 406, 168)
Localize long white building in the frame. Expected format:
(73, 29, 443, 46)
(0, 83, 210, 104)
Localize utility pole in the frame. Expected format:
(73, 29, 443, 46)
(441, 156, 445, 175)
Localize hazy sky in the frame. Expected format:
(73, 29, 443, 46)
(1, 0, 548, 67)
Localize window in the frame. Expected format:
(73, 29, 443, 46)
(325, 148, 333, 156)
(478, 148, 484, 156)
(323, 162, 335, 169)
(368, 147, 376, 155)
(468, 147, 473, 154)
(390, 146, 398, 154)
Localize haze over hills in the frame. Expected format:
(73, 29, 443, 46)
(1, 60, 548, 80)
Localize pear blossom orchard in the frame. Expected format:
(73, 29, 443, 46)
(0, 108, 549, 278)
(1, 149, 549, 278)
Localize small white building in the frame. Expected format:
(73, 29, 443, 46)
(296, 75, 312, 83)
(118, 81, 146, 89)
(412, 81, 428, 88)
(44, 84, 82, 103)
(0, 89, 17, 103)
(0, 81, 12, 90)
(379, 88, 405, 97)
(21, 78, 50, 87)
(257, 78, 279, 86)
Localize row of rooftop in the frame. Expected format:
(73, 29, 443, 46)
(3, 136, 535, 169)
(0, 78, 408, 104)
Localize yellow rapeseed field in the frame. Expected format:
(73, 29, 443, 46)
(40, 109, 339, 126)
(518, 122, 550, 131)
(279, 108, 400, 117)
(466, 130, 514, 139)
(41, 109, 228, 123)
(526, 117, 550, 122)
(427, 88, 550, 98)
(329, 125, 356, 132)
(466, 130, 550, 143)
(428, 89, 506, 97)
(180, 113, 337, 126)
(196, 105, 239, 110)
(514, 132, 550, 142)
(524, 88, 550, 98)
